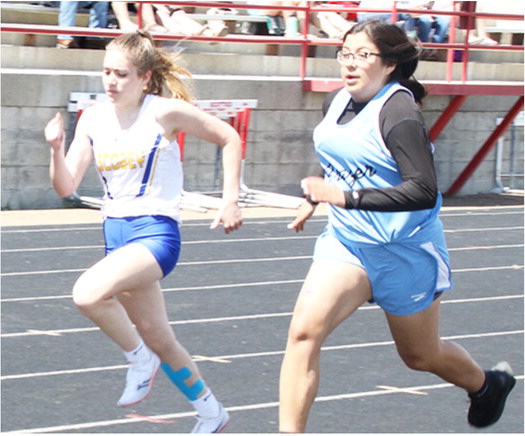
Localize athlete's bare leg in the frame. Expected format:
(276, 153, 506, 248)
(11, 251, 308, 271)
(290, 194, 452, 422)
(72, 243, 164, 352)
(279, 261, 372, 433)
(385, 295, 485, 393)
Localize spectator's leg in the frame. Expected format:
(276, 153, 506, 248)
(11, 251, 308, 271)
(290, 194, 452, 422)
(111, 1, 138, 32)
(433, 15, 450, 43)
(141, 4, 166, 32)
(88, 1, 109, 29)
(79, 1, 109, 47)
(58, 1, 80, 42)
(357, 12, 392, 23)
(166, 10, 206, 36)
(398, 13, 414, 33)
(415, 15, 432, 42)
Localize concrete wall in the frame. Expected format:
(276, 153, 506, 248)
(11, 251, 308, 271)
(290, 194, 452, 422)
(1, 70, 523, 210)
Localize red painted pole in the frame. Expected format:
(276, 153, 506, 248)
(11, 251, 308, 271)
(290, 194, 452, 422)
(137, 2, 143, 29)
(177, 131, 186, 161)
(445, 96, 524, 196)
(429, 95, 468, 142)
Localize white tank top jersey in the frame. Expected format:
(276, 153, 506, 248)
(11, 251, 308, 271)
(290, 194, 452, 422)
(83, 94, 183, 223)
(313, 82, 442, 246)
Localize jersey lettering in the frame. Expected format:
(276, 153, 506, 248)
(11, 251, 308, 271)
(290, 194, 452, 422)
(96, 151, 146, 172)
(322, 161, 376, 188)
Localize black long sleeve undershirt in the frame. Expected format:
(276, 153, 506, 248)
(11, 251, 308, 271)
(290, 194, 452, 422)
(322, 88, 438, 212)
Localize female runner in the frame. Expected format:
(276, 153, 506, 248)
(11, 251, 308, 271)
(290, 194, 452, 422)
(45, 30, 242, 433)
(279, 20, 515, 433)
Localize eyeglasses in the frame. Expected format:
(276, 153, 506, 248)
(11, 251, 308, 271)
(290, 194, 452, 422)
(336, 49, 382, 65)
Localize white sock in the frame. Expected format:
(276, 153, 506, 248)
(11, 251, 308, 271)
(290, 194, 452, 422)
(123, 339, 150, 363)
(191, 390, 221, 418)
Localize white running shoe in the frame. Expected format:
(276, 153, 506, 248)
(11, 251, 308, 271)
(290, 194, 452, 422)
(117, 352, 160, 407)
(191, 403, 230, 433)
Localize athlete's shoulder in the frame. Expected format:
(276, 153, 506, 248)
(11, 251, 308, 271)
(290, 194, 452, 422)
(323, 87, 346, 116)
(383, 89, 421, 119)
(151, 95, 195, 117)
(74, 101, 112, 138)
(80, 100, 112, 123)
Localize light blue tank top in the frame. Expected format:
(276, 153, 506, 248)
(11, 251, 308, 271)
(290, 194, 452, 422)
(313, 82, 442, 246)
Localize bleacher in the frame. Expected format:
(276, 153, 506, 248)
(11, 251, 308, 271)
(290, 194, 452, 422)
(1, 1, 523, 206)
(1, 1, 523, 73)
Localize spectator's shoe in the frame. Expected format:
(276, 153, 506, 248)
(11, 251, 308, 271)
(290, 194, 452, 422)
(468, 361, 516, 428)
(117, 352, 160, 407)
(191, 403, 229, 433)
(56, 38, 78, 49)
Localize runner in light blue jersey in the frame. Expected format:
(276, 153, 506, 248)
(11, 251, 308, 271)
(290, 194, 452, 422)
(279, 19, 515, 433)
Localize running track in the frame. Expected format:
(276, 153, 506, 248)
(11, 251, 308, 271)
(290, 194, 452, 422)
(1, 203, 523, 433)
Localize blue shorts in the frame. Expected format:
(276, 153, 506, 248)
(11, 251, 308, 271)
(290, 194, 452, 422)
(103, 215, 181, 278)
(313, 229, 453, 316)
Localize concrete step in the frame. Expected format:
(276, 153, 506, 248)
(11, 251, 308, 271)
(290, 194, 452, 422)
(1, 44, 524, 83)
(2, 1, 523, 63)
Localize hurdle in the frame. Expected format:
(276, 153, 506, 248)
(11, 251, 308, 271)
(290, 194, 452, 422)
(67, 93, 303, 211)
(178, 99, 304, 210)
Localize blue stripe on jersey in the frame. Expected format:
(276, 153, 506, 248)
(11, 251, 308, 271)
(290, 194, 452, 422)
(137, 134, 162, 197)
(90, 135, 114, 199)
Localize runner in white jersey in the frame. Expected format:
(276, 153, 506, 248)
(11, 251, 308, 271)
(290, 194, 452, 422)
(279, 20, 515, 433)
(45, 30, 242, 433)
(85, 93, 184, 222)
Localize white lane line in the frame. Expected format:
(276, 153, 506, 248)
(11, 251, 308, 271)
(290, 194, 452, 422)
(0, 235, 317, 253)
(1, 256, 310, 276)
(3, 241, 522, 255)
(2, 329, 522, 381)
(1, 267, 523, 303)
(2, 250, 523, 277)
(2, 294, 523, 338)
(5, 375, 523, 434)
(1, 278, 305, 302)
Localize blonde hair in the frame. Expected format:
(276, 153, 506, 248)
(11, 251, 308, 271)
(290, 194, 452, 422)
(107, 30, 195, 102)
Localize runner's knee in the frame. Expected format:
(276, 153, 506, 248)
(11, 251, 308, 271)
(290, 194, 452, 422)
(72, 272, 107, 312)
(287, 315, 326, 348)
(398, 348, 434, 372)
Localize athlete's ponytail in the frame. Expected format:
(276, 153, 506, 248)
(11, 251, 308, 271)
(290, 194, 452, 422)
(107, 30, 195, 102)
(344, 20, 427, 104)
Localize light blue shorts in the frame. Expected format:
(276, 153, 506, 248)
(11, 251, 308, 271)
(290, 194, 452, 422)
(104, 215, 181, 278)
(313, 229, 453, 315)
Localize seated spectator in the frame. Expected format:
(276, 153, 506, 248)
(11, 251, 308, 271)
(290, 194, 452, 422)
(398, 1, 452, 43)
(111, 3, 228, 37)
(154, 4, 228, 37)
(462, 1, 498, 45)
(357, 0, 414, 29)
(206, 4, 237, 37)
(56, 1, 109, 49)
(244, 1, 289, 36)
(244, 1, 352, 38)
(357, 1, 453, 45)
(306, 1, 354, 39)
(111, 2, 166, 33)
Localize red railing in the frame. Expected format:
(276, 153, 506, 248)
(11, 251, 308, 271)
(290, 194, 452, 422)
(1, 1, 523, 197)
(1, 1, 523, 85)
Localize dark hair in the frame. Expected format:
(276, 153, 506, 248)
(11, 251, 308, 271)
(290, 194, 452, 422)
(344, 20, 426, 104)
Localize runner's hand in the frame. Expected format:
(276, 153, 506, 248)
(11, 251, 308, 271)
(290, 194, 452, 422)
(301, 177, 345, 207)
(287, 200, 316, 232)
(45, 112, 66, 151)
(210, 202, 243, 234)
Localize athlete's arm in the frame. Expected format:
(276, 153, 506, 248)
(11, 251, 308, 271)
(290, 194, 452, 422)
(45, 111, 94, 197)
(308, 91, 438, 211)
(155, 98, 243, 232)
(344, 117, 438, 211)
